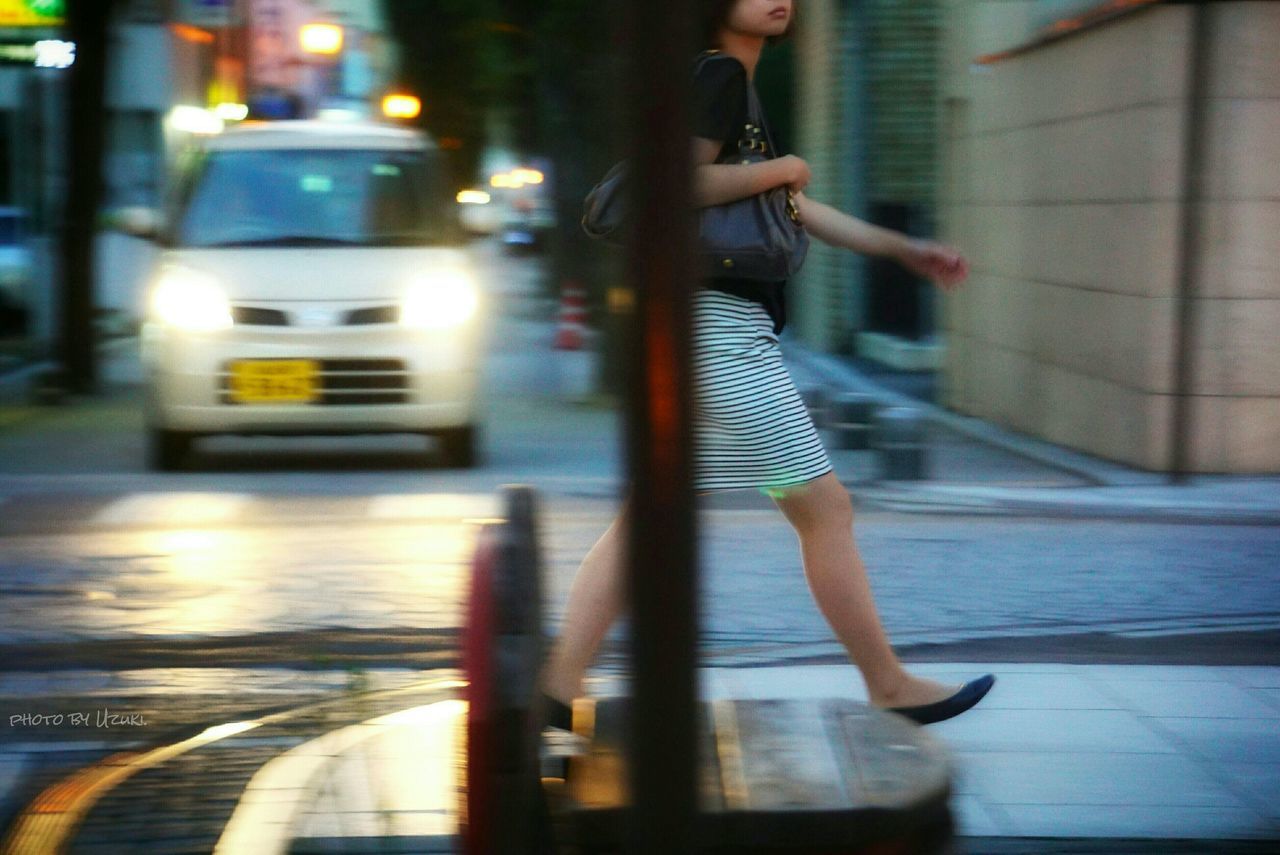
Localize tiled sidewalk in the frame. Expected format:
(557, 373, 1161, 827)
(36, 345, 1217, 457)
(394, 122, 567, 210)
(703, 663, 1280, 841)
(199, 664, 1280, 849)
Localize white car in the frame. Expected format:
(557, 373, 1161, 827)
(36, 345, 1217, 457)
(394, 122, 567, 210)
(129, 121, 484, 471)
(455, 188, 505, 237)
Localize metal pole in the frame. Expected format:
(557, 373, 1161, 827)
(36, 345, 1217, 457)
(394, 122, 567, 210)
(59, 0, 115, 394)
(240, 0, 256, 106)
(1169, 1, 1212, 483)
(623, 0, 699, 852)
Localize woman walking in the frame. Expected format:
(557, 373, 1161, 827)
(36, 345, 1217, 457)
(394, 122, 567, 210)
(542, 0, 993, 729)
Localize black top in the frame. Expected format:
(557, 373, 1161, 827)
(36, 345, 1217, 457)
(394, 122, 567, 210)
(692, 53, 788, 334)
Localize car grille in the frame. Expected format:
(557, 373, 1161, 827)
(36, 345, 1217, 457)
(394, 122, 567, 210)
(229, 306, 400, 327)
(231, 306, 289, 326)
(343, 306, 399, 325)
(219, 358, 411, 405)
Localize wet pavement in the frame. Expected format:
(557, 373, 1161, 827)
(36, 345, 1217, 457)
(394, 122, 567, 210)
(4, 664, 1278, 851)
(2, 239, 1278, 850)
(1, 669, 458, 854)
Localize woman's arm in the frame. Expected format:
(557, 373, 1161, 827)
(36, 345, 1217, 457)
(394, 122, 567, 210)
(794, 192, 969, 291)
(690, 137, 809, 208)
(792, 192, 909, 257)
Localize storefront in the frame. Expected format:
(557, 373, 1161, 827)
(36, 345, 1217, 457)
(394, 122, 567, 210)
(0, 0, 68, 362)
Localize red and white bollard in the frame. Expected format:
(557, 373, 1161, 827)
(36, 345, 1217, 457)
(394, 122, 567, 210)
(553, 281, 594, 400)
(553, 282, 588, 351)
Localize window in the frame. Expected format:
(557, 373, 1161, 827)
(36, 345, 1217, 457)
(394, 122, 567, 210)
(174, 148, 459, 249)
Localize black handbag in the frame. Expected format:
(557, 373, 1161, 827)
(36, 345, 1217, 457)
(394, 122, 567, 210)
(581, 53, 810, 281)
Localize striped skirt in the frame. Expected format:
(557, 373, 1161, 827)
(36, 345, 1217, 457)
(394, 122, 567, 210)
(692, 289, 833, 493)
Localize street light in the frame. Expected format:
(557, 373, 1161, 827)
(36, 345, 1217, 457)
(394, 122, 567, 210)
(299, 23, 344, 56)
(382, 94, 422, 120)
(489, 172, 523, 189)
(298, 23, 345, 119)
(511, 168, 544, 186)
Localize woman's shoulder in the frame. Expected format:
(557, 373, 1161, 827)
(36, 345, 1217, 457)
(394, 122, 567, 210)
(691, 51, 750, 144)
(693, 51, 747, 87)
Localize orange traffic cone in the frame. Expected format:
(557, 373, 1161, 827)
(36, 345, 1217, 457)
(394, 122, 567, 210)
(554, 282, 587, 351)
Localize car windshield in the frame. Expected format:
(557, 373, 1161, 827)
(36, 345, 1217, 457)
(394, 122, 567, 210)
(174, 148, 455, 248)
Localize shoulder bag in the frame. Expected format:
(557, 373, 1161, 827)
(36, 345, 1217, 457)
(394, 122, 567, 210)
(581, 52, 809, 281)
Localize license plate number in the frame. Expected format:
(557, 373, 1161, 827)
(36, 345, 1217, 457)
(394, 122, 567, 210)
(228, 360, 319, 404)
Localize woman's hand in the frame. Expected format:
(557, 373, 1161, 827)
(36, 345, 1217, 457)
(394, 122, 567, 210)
(898, 238, 969, 293)
(776, 155, 811, 193)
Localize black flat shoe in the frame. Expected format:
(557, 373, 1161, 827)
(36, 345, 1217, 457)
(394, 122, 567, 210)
(888, 674, 995, 725)
(540, 692, 574, 731)
(539, 693, 582, 783)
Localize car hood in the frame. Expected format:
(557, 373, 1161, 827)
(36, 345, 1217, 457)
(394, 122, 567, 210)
(159, 247, 475, 302)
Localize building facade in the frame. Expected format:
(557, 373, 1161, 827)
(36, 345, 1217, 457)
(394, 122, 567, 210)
(789, 0, 1279, 474)
(791, 0, 947, 367)
(937, 1, 1280, 473)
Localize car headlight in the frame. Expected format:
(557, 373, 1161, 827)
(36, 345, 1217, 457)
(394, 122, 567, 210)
(400, 269, 480, 329)
(148, 266, 232, 331)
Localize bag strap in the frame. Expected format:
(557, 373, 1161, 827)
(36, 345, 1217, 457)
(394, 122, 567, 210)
(745, 85, 780, 158)
(695, 50, 779, 158)
(694, 50, 800, 221)
(743, 71, 799, 222)
(692, 49, 725, 83)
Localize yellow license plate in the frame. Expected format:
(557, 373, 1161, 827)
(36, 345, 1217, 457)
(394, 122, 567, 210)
(228, 360, 319, 404)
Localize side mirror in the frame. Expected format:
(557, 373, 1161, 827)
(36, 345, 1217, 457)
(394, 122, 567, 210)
(115, 207, 164, 240)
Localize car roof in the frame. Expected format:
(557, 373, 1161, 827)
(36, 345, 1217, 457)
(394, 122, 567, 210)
(206, 121, 432, 153)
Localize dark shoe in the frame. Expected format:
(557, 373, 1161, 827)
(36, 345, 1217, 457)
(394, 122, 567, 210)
(540, 692, 573, 731)
(888, 674, 995, 725)
(539, 692, 584, 782)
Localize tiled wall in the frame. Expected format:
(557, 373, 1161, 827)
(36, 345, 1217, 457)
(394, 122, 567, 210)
(792, 0, 942, 353)
(1190, 4, 1280, 471)
(938, 2, 1280, 472)
(793, 0, 855, 352)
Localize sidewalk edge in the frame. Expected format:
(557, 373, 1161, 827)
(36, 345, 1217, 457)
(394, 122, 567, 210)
(783, 343, 1280, 522)
(783, 343, 1163, 488)
(0, 336, 140, 406)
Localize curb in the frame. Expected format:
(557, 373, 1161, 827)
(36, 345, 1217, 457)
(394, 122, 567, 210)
(0, 358, 51, 403)
(783, 344, 1158, 488)
(853, 484, 1280, 526)
(0, 336, 141, 411)
(783, 343, 1280, 523)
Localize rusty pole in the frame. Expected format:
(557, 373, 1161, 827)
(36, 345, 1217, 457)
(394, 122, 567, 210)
(59, 0, 116, 394)
(622, 0, 699, 852)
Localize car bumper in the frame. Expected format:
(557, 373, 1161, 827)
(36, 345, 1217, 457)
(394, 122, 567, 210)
(142, 322, 480, 435)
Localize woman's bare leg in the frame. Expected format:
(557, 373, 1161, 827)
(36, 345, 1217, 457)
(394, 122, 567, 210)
(771, 472, 960, 708)
(540, 474, 959, 709)
(539, 509, 629, 703)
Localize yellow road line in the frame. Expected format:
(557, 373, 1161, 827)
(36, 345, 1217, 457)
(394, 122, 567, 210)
(0, 676, 464, 855)
(214, 699, 466, 855)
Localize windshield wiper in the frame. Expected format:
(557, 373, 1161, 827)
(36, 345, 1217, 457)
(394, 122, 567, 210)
(203, 236, 365, 248)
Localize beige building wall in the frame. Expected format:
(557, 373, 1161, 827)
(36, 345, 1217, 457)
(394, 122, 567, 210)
(938, 1, 1280, 473)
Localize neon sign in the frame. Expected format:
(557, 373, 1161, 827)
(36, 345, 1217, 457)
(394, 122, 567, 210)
(0, 0, 66, 27)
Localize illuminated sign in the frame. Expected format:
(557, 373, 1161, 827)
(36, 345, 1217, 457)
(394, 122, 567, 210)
(382, 94, 421, 120)
(0, 0, 65, 27)
(299, 23, 343, 55)
(0, 38, 74, 67)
